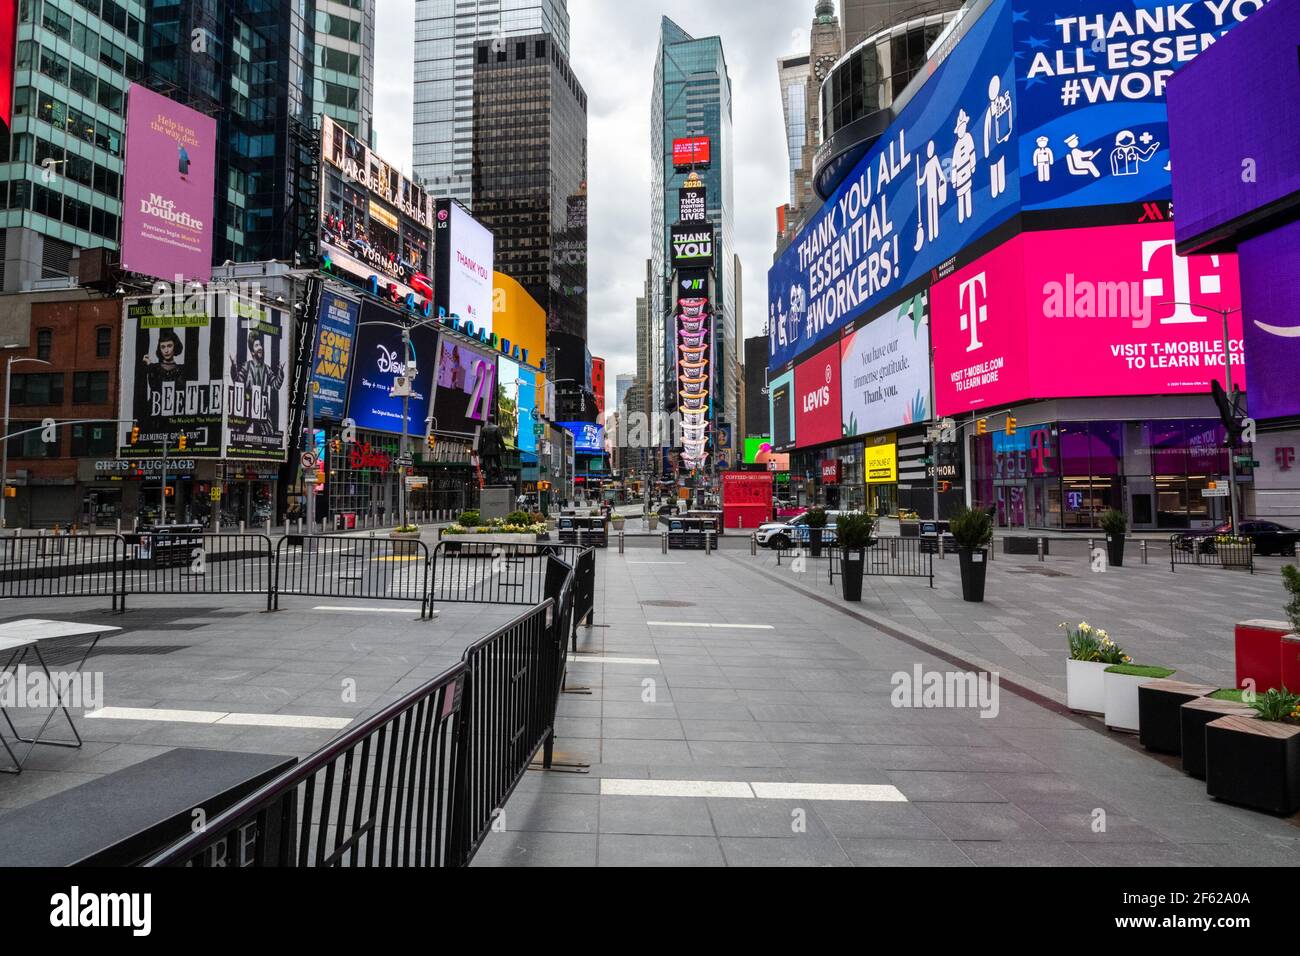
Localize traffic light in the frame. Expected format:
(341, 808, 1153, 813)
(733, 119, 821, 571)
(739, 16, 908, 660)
(976, 418, 988, 436)
(1006, 415, 1017, 436)
(426, 433, 436, 451)
(939, 481, 952, 494)
(331, 439, 342, 454)
(129, 425, 140, 445)
(164, 486, 175, 498)
(176, 434, 187, 451)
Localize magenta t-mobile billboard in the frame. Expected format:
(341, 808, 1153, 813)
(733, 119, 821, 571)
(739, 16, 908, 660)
(933, 222, 1245, 416)
(120, 84, 216, 282)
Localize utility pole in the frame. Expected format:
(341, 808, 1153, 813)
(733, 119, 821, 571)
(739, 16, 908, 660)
(399, 324, 411, 530)
(2, 350, 52, 529)
(160, 436, 169, 527)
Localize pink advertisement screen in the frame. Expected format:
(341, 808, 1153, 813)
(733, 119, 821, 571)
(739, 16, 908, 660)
(933, 223, 1245, 416)
(120, 85, 216, 282)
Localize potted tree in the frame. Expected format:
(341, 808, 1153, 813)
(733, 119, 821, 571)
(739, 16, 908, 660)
(949, 506, 992, 602)
(835, 512, 873, 602)
(1062, 621, 1118, 715)
(804, 507, 829, 558)
(1104, 662, 1176, 733)
(1205, 688, 1300, 814)
(1100, 508, 1127, 568)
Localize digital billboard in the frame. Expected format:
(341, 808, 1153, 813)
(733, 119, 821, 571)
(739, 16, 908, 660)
(345, 301, 436, 436)
(559, 421, 605, 454)
(310, 292, 359, 420)
(767, 0, 1018, 372)
(675, 269, 712, 468)
(497, 357, 521, 450)
(226, 299, 289, 462)
(679, 182, 707, 223)
(0, 1, 16, 127)
(1017, 0, 1264, 214)
(431, 334, 496, 438)
(672, 136, 711, 169)
(120, 85, 216, 282)
(671, 223, 715, 271)
(435, 200, 495, 335)
(1166, 0, 1300, 251)
(517, 372, 539, 458)
(1239, 222, 1300, 421)
(793, 341, 842, 449)
(932, 222, 1246, 415)
(768, 368, 795, 452)
(840, 290, 931, 438)
(320, 116, 434, 308)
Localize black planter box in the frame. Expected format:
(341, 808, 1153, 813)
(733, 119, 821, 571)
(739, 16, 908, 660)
(1002, 536, 1046, 556)
(1180, 698, 1255, 778)
(958, 547, 987, 602)
(808, 527, 824, 558)
(1106, 535, 1126, 568)
(1205, 715, 1300, 815)
(840, 548, 864, 601)
(1138, 680, 1214, 754)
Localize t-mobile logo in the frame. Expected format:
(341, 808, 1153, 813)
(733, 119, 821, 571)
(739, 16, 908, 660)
(1138, 239, 1220, 328)
(959, 272, 988, 352)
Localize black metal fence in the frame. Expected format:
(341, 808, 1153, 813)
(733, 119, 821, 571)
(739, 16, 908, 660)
(274, 535, 434, 618)
(144, 555, 576, 869)
(826, 537, 935, 588)
(0, 533, 125, 609)
(1169, 534, 1255, 574)
(119, 533, 275, 612)
(430, 540, 592, 608)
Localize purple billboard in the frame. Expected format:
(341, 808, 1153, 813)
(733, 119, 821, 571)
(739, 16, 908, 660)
(1168, 0, 1300, 253)
(120, 84, 216, 282)
(1239, 220, 1300, 421)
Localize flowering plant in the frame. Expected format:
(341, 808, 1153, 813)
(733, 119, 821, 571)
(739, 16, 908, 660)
(1061, 621, 1131, 664)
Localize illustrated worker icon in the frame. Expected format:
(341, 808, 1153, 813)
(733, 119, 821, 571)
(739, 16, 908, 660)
(983, 75, 1013, 198)
(918, 140, 948, 241)
(950, 109, 977, 223)
(1032, 135, 1055, 182)
(1109, 129, 1160, 177)
(1064, 133, 1101, 178)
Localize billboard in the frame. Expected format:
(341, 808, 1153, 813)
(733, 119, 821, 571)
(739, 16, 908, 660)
(679, 183, 707, 223)
(559, 421, 604, 454)
(517, 371, 539, 457)
(497, 357, 521, 450)
(117, 296, 287, 461)
(310, 292, 359, 420)
(840, 290, 931, 438)
(793, 341, 842, 449)
(120, 85, 216, 282)
(768, 368, 796, 451)
(226, 300, 289, 462)
(672, 136, 711, 169)
(431, 334, 496, 438)
(1166, 0, 1300, 250)
(1239, 222, 1300, 421)
(0, 1, 16, 127)
(1016, 0, 1264, 214)
(767, 0, 1018, 372)
(435, 200, 495, 335)
(345, 301, 436, 436)
(671, 223, 715, 271)
(675, 270, 712, 468)
(320, 116, 434, 308)
(866, 441, 898, 484)
(933, 222, 1246, 415)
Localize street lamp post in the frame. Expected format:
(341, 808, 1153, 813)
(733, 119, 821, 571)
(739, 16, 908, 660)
(1, 350, 52, 529)
(1160, 301, 1244, 532)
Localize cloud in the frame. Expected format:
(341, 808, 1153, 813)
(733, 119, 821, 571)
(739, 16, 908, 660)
(374, 0, 808, 411)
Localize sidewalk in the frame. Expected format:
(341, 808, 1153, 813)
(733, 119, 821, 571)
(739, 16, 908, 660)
(472, 547, 1300, 866)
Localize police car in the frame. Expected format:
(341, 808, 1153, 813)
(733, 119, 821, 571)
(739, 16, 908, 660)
(755, 511, 850, 550)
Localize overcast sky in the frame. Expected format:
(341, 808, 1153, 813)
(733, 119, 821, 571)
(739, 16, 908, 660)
(374, 1, 813, 408)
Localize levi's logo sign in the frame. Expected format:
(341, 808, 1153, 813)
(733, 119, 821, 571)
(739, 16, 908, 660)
(802, 386, 831, 412)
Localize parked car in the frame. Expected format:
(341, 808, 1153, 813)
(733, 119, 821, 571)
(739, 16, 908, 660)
(756, 511, 854, 550)
(1175, 521, 1300, 556)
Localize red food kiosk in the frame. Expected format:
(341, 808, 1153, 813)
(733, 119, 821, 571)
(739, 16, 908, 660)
(721, 471, 773, 530)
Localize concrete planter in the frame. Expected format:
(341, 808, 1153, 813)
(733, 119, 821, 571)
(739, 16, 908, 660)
(1066, 659, 1108, 714)
(440, 532, 541, 546)
(388, 530, 422, 540)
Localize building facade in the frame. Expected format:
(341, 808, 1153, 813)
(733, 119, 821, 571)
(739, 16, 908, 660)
(650, 16, 734, 478)
(776, 52, 809, 229)
(470, 31, 587, 341)
(412, 0, 570, 208)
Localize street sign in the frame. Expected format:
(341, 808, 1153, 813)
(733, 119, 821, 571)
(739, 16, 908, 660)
(1202, 486, 1229, 498)
(394, 455, 413, 467)
(300, 452, 318, 470)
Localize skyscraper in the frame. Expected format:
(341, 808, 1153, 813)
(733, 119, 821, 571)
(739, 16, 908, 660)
(650, 17, 734, 473)
(776, 54, 810, 209)
(841, 0, 948, 51)
(471, 32, 587, 340)
(413, 0, 570, 208)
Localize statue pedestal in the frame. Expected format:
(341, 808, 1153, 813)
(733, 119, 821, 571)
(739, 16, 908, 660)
(480, 486, 513, 522)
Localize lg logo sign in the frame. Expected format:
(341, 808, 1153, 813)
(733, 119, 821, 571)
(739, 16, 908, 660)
(959, 271, 988, 353)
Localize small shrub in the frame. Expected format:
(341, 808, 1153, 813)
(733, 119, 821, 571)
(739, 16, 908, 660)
(804, 507, 828, 529)
(948, 507, 992, 551)
(1249, 687, 1300, 722)
(458, 510, 481, 527)
(1282, 565, 1300, 634)
(836, 512, 873, 549)
(1099, 509, 1126, 537)
(506, 510, 532, 525)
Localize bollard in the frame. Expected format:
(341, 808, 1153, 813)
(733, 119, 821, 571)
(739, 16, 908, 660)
(661, 531, 668, 554)
(750, 532, 757, 556)
(1141, 539, 1148, 565)
(1037, 537, 1045, 562)
(706, 531, 713, 555)
(988, 538, 994, 561)
(618, 530, 625, 554)
(266, 519, 272, 536)
(938, 534, 945, 559)
(115, 518, 121, 534)
(1088, 539, 1095, 559)
(240, 520, 246, 534)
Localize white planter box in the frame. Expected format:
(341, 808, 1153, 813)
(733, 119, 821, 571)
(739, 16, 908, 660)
(1066, 659, 1108, 714)
(1104, 669, 1172, 733)
(442, 532, 541, 546)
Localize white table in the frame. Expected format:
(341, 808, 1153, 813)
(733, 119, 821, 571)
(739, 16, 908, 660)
(0, 619, 120, 774)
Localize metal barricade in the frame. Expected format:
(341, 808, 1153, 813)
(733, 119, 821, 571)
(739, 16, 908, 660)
(0, 532, 126, 610)
(827, 536, 935, 588)
(274, 535, 434, 618)
(1169, 533, 1255, 574)
(120, 533, 274, 612)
